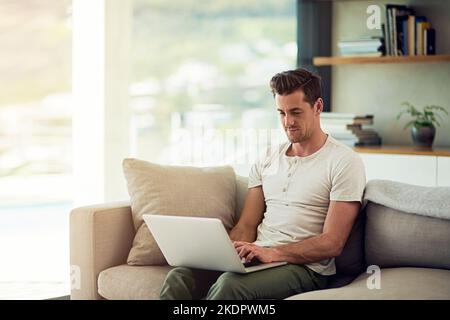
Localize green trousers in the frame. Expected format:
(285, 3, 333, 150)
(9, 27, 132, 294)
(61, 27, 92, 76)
(159, 264, 328, 300)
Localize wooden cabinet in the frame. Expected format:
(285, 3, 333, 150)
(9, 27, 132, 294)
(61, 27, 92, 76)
(358, 153, 437, 187)
(437, 157, 450, 187)
(355, 146, 450, 187)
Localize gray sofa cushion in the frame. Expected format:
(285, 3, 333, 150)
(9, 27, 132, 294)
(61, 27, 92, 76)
(365, 202, 450, 269)
(287, 267, 450, 300)
(334, 209, 366, 276)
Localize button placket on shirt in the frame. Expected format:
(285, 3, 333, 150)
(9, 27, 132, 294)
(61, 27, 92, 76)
(283, 158, 299, 201)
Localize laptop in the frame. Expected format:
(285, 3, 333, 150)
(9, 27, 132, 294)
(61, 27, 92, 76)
(143, 214, 287, 273)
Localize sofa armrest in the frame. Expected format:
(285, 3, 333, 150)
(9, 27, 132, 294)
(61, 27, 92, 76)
(70, 201, 134, 300)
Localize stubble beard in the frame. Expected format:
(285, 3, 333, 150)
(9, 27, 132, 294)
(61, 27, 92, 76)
(286, 127, 312, 143)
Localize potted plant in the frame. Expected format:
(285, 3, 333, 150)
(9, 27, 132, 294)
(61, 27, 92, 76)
(396, 102, 448, 147)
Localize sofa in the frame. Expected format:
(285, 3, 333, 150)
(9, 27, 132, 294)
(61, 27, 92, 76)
(70, 175, 450, 300)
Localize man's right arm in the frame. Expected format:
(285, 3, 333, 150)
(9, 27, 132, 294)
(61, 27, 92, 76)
(229, 186, 266, 243)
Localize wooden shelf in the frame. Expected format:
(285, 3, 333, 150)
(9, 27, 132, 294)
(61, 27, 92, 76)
(353, 145, 450, 157)
(313, 54, 450, 66)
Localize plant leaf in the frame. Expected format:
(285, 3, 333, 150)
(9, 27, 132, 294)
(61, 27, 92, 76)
(403, 120, 415, 130)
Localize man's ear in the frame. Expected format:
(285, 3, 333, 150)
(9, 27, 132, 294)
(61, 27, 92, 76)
(315, 98, 324, 114)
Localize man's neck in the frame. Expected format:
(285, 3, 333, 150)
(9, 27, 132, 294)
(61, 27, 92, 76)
(287, 130, 328, 157)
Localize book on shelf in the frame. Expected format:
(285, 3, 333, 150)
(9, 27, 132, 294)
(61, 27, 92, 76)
(407, 15, 415, 56)
(416, 19, 430, 55)
(337, 39, 382, 47)
(337, 38, 384, 56)
(328, 136, 382, 147)
(385, 4, 414, 56)
(321, 113, 381, 146)
(402, 19, 408, 56)
(355, 137, 383, 146)
(380, 24, 387, 55)
(424, 28, 436, 55)
(321, 118, 374, 126)
(383, 4, 435, 57)
(320, 112, 373, 119)
(327, 132, 356, 140)
(337, 3, 439, 58)
(386, 5, 403, 55)
(348, 127, 379, 136)
(385, 5, 391, 55)
(396, 6, 414, 56)
(342, 52, 383, 57)
(323, 125, 378, 137)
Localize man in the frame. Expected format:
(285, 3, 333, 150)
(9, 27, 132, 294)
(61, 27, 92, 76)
(160, 68, 366, 300)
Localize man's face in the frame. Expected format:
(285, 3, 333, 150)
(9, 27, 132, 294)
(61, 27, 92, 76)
(275, 90, 320, 143)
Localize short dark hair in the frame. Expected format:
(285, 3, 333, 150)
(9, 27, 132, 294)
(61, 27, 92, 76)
(269, 68, 322, 106)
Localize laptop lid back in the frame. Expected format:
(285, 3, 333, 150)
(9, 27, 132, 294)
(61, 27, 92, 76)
(144, 215, 245, 272)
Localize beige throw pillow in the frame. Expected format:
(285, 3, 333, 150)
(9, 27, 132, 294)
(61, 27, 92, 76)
(123, 158, 237, 266)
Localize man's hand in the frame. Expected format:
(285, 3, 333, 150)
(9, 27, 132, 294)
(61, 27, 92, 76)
(233, 241, 279, 263)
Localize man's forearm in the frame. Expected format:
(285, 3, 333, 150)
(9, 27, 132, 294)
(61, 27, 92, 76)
(229, 224, 257, 243)
(272, 233, 341, 264)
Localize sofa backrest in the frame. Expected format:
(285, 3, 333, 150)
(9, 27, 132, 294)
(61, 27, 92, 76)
(365, 202, 450, 270)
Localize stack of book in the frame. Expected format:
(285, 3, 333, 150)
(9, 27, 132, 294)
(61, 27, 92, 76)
(320, 113, 382, 147)
(384, 4, 435, 56)
(338, 38, 384, 57)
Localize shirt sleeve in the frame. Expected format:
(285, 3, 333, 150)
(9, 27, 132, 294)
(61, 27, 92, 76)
(330, 152, 366, 203)
(248, 158, 263, 188)
(248, 143, 283, 189)
(247, 145, 276, 189)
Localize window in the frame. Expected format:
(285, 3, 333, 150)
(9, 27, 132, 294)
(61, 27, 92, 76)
(130, 0, 296, 174)
(0, 0, 72, 299)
